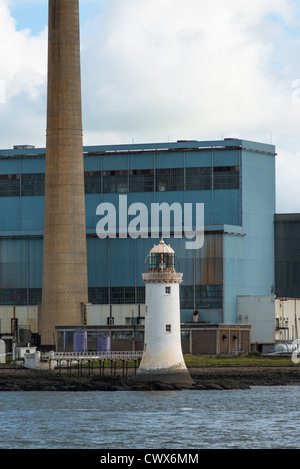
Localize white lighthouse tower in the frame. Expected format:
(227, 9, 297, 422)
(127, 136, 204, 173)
(135, 240, 194, 384)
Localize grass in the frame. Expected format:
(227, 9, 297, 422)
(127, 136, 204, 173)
(58, 354, 299, 368)
(183, 354, 297, 367)
(1, 353, 298, 369)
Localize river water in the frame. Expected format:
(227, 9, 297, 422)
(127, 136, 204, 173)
(0, 386, 299, 450)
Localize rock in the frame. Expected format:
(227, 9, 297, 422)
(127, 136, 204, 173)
(192, 383, 206, 390)
(1, 366, 300, 391)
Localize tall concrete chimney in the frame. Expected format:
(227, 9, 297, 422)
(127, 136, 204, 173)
(39, 0, 88, 348)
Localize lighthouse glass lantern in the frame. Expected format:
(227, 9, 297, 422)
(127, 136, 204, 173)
(135, 240, 194, 384)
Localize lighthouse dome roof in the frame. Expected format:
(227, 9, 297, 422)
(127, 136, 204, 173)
(150, 239, 175, 254)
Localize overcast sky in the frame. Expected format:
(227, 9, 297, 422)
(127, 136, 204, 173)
(1, 0, 300, 213)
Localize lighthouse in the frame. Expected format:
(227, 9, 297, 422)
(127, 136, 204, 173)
(135, 240, 194, 385)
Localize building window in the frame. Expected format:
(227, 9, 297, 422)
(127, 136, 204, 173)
(0, 288, 42, 306)
(110, 286, 135, 304)
(29, 288, 42, 305)
(135, 331, 144, 340)
(129, 169, 154, 193)
(156, 168, 184, 192)
(84, 171, 101, 194)
(88, 286, 145, 305)
(88, 287, 109, 304)
(107, 317, 114, 325)
(103, 172, 128, 194)
(0, 173, 46, 197)
(137, 286, 145, 304)
(165, 286, 171, 295)
(180, 285, 223, 309)
(213, 166, 239, 189)
(0, 164, 239, 198)
(21, 173, 45, 196)
(0, 174, 20, 197)
(111, 331, 133, 340)
(166, 324, 171, 333)
(186, 167, 212, 190)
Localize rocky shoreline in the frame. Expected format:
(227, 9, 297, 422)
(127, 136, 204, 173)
(1, 365, 300, 391)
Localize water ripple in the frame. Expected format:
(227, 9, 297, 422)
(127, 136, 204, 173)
(0, 386, 300, 449)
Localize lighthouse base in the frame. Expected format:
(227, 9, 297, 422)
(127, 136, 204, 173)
(134, 367, 194, 385)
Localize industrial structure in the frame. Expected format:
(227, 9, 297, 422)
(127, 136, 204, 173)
(135, 240, 193, 384)
(39, 0, 88, 348)
(0, 138, 276, 353)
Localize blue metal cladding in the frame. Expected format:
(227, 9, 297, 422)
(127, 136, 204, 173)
(129, 152, 155, 170)
(0, 237, 43, 289)
(0, 198, 21, 231)
(0, 139, 276, 325)
(223, 148, 275, 323)
(110, 237, 137, 286)
(185, 150, 212, 168)
(213, 190, 241, 225)
(274, 214, 300, 298)
(21, 197, 44, 231)
(21, 157, 45, 174)
(213, 149, 240, 167)
(87, 236, 109, 287)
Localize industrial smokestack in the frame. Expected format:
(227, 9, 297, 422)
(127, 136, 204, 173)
(39, 0, 88, 348)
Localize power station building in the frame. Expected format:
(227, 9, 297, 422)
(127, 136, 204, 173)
(0, 138, 276, 352)
(274, 213, 300, 299)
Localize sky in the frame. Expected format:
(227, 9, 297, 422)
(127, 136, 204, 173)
(1, 0, 300, 213)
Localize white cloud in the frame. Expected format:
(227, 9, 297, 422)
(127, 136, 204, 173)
(276, 148, 300, 213)
(81, 0, 299, 145)
(0, 0, 47, 148)
(0, 0, 299, 211)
